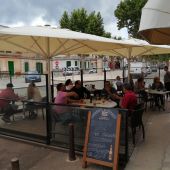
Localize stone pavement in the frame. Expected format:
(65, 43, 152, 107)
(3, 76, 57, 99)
(0, 102, 170, 170)
(125, 111, 170, 170)
(0, 137, 110, 170)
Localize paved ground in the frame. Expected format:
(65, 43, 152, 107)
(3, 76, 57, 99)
(125, 103, 170, 170)
(0, 137, 111, 170)
(0, 101, 170, 170)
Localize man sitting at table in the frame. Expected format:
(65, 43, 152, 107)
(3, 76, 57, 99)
(0, 83, 20, 123)
(151, 77, 164, 109)
(71, 80, 90, 99)
(103, 81, 122, 106)
(54, 83, 78, 104)
(53, 83, 78, 125)
(120, 83, 137, 112)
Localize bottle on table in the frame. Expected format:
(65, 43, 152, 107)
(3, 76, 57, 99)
(108, 144, 113, 160)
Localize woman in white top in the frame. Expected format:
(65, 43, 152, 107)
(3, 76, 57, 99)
(27, 82, 43, 119)
(27, 82, 42, 102)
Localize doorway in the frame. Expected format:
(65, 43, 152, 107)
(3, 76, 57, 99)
(24, 62, 29, 72)
(36, 62, 43, 74)
(8, 61, 14, 76)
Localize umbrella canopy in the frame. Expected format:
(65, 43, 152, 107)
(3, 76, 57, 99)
(0, 26, 140, 58)
(89, 38, 170, 57)
(87, 38, 170, 81)
(0, 26, 143, 101)
(139, 0, 170, 44)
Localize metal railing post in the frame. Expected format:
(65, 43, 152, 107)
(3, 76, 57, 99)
(68, 123, 76, 161)
(11, 157, 20, 170)
(125, 112, 129, 162)
(45, 74, 51, 145)
(104, 69, 106, 88)
(81, 69, 83, 86)
(51, 71, 54, 101)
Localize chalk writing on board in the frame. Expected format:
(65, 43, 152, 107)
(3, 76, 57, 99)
(87, 108, 118, 162)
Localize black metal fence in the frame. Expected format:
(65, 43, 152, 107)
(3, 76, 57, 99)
(0, 70, 159, 167)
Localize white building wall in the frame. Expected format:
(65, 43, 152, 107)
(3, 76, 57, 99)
(53, 59, 81, 70)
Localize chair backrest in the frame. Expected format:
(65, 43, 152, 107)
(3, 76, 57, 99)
(131, 107, 145, 128)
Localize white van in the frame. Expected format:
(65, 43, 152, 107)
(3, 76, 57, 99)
(125, 62, 148, 78)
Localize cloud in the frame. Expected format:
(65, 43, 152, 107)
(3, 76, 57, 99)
(0, 0, 128, 38)
(105, 22, 128, 39)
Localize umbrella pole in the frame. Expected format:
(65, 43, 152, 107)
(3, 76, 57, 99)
(47, 58, 51, 102)
(46, 37, 52, 102)
(128, 48, 132, 82)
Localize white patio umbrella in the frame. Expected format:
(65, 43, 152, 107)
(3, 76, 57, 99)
(139, 0, 170, 44)
(91, 38, 170, 57)
(88, 38, 170, 79)
(0, 26, 142, 101)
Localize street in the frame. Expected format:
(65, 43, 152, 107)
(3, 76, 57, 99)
(0, 69, 164, 97)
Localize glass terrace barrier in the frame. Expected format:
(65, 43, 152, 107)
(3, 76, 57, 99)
(0, 73, 48, 143)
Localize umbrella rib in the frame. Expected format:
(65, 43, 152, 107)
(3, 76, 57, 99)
(134, 47, 157, 56)
(155, 29, 170, 37)
(1, 39, 44, 57)
(110, 49, 126, 57)
(51, 39, 69, 57)
(55, 44, 87, 55)
(31, 36, 48, 57)
(73, 39, 98, 51)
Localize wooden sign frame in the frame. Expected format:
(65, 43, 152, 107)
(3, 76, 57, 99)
(82, 111, 121, 170)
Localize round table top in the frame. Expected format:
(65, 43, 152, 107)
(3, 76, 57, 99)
(72, 99, 117, 108)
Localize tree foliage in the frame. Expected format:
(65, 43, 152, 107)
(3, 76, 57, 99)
(59, 8, 111, 38)
(60, 11, 70, 29)
(114, 0, 147, 38)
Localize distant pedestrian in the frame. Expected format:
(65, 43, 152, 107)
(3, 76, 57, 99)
(164, 66, 170, 100)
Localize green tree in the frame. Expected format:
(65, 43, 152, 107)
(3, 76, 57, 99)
(59, 11, 70, 29)
(69, 8, 88, 32)
(115, 0, 147, 38)
(86, 12, 105, 36)
(59, 8, 111, 38)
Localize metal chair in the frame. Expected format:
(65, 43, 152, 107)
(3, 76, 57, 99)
(130, 106, 145, 145)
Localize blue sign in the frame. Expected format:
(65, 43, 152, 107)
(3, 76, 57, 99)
(87, 108, 118, 162)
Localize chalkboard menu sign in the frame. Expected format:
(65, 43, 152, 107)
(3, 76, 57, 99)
(82, 108, 121, 170)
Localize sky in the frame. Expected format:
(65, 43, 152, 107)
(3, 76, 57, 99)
(0, 0, 128, 38)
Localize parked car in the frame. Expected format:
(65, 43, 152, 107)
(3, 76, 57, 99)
(89, 68, 97, 74)
(25, 71, 41, 83)
(151, 65, 157, 72)
(62, 68, 73, 76)
(103, 67, 111, 72)
(67, 66, 80, 75)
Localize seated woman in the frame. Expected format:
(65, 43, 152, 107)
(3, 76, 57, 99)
(103, 81, 122, 106)
(115, 76, 123, 91)
(134, 77, 145, 93)
(151, 77, 164, 108)
(120, 83, 137, 112)
(26, 82, 45, 119)
(134, 77, 147, 100)
(65, 79, 73, 92)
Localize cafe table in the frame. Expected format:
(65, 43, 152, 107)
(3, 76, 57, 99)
(71, 99, 117, 108)
(146, 89, 170, 110)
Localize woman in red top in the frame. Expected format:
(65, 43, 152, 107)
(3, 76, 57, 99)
(121, 83, 137, 111)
